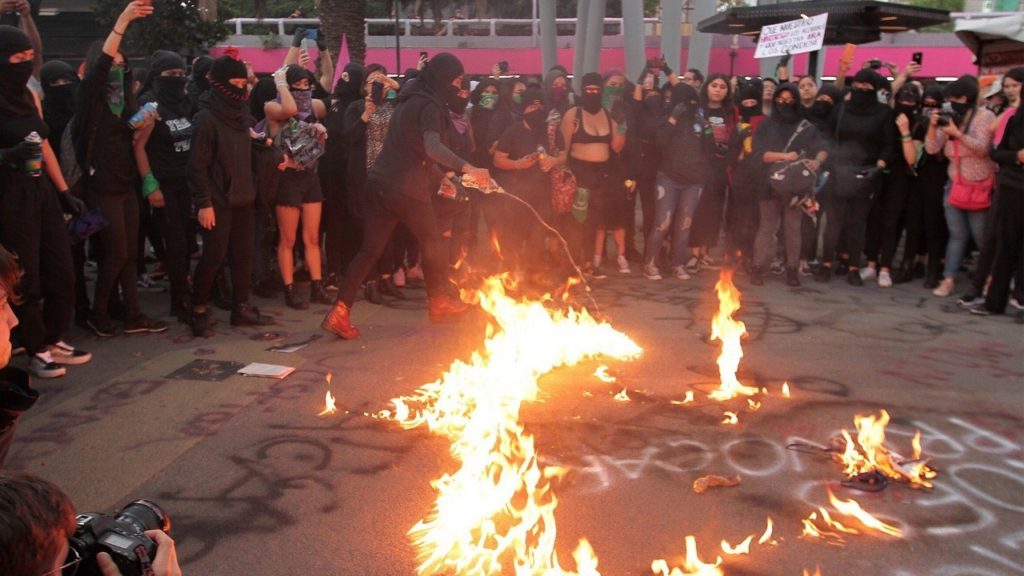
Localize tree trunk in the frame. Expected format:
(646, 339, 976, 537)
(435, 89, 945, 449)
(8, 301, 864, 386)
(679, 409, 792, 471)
(320, 0, 367, 65)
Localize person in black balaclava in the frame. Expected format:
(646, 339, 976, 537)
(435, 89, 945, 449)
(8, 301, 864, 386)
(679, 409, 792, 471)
(39, 60, 78, 143)
(186, 55, 212, 119)
(805, 82, 842, 133)
(904, 84, 951, 288)
(468, 78, 498, 170)
(321, 52, 492, 340)
(815, 68, 896, 286)
(188, 52, 272, 337)
(75, 3, 168, 339)
(726, 78, 766, 267)
(628, 72, 671, 257)
(0, 24, 88, 379)
(748, 83, 828, 288)
(134, 49, 195, 322)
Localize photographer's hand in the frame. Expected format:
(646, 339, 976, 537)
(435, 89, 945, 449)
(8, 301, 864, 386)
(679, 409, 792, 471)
(97, 531, 182, 576)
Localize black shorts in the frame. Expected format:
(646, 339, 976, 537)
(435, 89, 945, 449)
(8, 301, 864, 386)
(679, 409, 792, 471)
(275, 169, 324, 207)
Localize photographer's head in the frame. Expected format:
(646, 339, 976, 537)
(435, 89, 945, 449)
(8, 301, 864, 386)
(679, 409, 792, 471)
(0, 471, 76, 576)
(0, 245, 21, 368)
(943, 77, 978, 121)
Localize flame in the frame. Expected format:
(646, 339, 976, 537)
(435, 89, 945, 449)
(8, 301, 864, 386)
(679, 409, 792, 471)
(757, 517, 775, 545)
(614, 389, 631, 402)
(836, 410, 937, 488)
(781, 382, 790, 397)
(572, 539, 600, 576)
(318, 390, 337, 416)
(651, 536, 723, 576)
(708, 270, 760, 401)
(722, 412, 738, 425)
(827, 488, 903, 537)
(747, 399, 761, 411)
(671, 391, 695, 405)
(720, 535, 752, 555)
(594, 365, 616, 383)
(384, 276, 641, 574)
(803, 568, 822, 576)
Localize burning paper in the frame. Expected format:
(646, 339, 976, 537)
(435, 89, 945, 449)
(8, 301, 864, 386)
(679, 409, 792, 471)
(834, 410, 937, 488)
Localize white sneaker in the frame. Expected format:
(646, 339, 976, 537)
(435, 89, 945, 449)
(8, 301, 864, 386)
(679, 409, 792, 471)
(860, 267, 878, 281)
(49, 341, 92, 365)
(392, 268, 406, 287)
(643, 264, 662, 280)
(933, 278, 955, 297)
(29, 351, 66, 379)
(878, 270, 893, 288)
(684, 256, 701, 274)
(672, 266, 691, 280)
(1010, 297, 1024, 311)
(616, 255, 631, 274)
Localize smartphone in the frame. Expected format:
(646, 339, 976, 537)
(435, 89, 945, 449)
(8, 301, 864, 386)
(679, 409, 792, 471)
(912, 52, 923, 65)
(499, 60, 509, 74)
(419, 51, 428, 61)
(643, 73, 655, 90)
(371, 81, 384, 105)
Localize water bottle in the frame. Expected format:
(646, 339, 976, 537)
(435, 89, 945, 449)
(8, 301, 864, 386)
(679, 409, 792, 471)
(24, 131, 42, 177)
(128, 102, 159, 130)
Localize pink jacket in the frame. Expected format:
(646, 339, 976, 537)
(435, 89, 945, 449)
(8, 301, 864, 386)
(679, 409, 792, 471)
(925, 107, 998, 183)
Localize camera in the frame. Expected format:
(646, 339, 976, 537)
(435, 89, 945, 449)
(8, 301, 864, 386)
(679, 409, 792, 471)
(868, 59, 882, 70)
(69, 500, 171, 576)
(370, 81, 384, 105)
(936, 102, 960, 127)
(498, 60, 509, 74)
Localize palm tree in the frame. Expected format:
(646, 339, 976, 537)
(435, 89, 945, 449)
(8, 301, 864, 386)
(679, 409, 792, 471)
(321, 0, 368, 64)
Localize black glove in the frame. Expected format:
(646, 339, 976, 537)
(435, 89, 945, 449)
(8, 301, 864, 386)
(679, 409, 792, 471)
(315, 31, 327, 52)
(0, 140, 41, 164)
(57, 191, 85, 216)
(291, 27, 307, 48)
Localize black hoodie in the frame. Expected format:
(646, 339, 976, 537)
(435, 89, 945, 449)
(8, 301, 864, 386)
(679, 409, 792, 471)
(74, 50, 137, 199)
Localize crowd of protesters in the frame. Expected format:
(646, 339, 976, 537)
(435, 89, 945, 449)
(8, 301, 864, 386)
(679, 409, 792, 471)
(0, 0, 1021, 376)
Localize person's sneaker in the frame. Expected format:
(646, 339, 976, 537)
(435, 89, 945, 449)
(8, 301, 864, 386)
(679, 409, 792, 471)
(616, 255, 631, 274)
(933, 278, 955, 297)
(406, 264, 424, 281)
(29, 351, 66, 379)
(48, 341, 92, 365)
(799, 262, 814, 277)
(136, 274, 165, 293)
(588, 264, 608, 280)
(672, 266, 691, 280)
(87, 313, 119, 338)
(642, 264, 662, 281)
(124, 314, 169, 334)
(684, 256, 701, 274)
(786, 268, 800, 287)
(878, 270, 893, 288)
(392, 267, 406, 287)
(969, 306, 992, 317)
(860, 267, 878, 281)
(699, 254, 720, 270)
(769, 259, 785, 275)
(847, 270, 863, 287)
(814, 266, 831, 283)
(957, 290, 981, 307)
(148, 261, 168, 280)
(1010, 297, 1024, 311)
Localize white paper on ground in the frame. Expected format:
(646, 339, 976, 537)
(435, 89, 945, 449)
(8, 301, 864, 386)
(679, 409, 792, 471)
(238, 363, 296, 379)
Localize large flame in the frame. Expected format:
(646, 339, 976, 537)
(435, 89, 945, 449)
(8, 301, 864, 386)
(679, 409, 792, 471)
(651, 536, 723, 576)
(837, 410, 937, 488)
(708, 270, 759, 401)
(383, 276, 641, 574)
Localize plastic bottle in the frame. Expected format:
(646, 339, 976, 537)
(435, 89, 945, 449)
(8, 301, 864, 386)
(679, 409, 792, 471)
(24, 132, 42, 177)
(128, 102, 159, 130)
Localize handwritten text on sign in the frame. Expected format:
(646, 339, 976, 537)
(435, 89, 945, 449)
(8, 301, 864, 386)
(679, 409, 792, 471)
(754, 13, 828, 59)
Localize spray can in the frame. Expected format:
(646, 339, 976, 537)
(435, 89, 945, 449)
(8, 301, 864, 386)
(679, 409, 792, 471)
(128, 102, 159, 130)
(24, 131, 42, 177)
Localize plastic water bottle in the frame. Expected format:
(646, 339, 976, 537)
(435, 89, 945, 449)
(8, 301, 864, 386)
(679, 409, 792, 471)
(24, 131, 42, 177)
(128, 102, 159, 130)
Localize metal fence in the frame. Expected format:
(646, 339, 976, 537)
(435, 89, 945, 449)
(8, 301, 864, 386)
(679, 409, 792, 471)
(226, 16, 663, 38)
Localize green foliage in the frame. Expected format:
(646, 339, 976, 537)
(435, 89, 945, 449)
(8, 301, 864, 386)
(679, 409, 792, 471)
(908, 0, 964, 32)
(218, 0, 319, 19)
(91, 0, 230, 57)
(364, 0, 662, 19)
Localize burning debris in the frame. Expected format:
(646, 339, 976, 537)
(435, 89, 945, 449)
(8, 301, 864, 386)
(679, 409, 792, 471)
(692, 474, 741, 494)
(831, 410, 937, 489)
(801, 487, 903, 542)
(317, 373, 337, 416)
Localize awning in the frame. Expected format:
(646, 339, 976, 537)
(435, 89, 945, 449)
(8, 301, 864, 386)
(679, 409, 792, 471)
(954, 13, 1024, 58)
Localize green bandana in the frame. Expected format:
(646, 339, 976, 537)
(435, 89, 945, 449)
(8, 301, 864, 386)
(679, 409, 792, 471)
(479, 93, 497, 110)
(602, 85, 624, 111)
(512, 92, 522, 105)
(107, 66, 125, 117)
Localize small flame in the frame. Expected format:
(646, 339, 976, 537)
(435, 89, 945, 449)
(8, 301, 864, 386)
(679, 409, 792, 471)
(614, 389, 631, 402)
(836, 410, 936, 488)
(722, 411, 738, 425)
(720, 535, 752, 555)
(803, 568, 822, 576)
(708, 270, 760, 401)
(651, 536, 723, 576)
(912, 430, 923, 459)
(671, 391, 695, 405)
(827, 487, 903, 537)
(594, 365, 616, 383)
(318, 390, 337, 416)
(573, 538, 600, 576)
(782, 382, 790, 397)
(747, 399, 761, 411)
(758, 517, 775, 545)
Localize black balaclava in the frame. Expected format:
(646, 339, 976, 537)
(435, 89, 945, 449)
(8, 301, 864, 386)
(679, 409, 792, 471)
(670, 83, 699, 120)
(148, 50, 188, 115)
(893, 83, 921, 120)
(544, 68, 570, 110)
(579, 72, 604, 114)
(772, 84, 801, 124)
(40, 60, 79, 123)
(849, 69, 882, 111)
(737, 79, 763, 121)
(521, 85, 546, 132)
(207, 54, 250, 132)
(0, 25, 37, 117)
(810, 83, 842, 120)
(421, 52, 466, 113)
(922, 85, 943, 110)
(188, 55, 213, 98)
(249, 76, 277, 123)
(332, 62, 364, 107)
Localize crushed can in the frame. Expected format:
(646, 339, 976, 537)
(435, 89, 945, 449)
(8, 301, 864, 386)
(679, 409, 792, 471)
(24, 131, 43, 177)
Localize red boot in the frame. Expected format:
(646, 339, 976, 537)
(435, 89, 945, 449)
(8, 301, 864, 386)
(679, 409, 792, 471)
(427, 295, 469, 323)
(321, 301, 361, 339)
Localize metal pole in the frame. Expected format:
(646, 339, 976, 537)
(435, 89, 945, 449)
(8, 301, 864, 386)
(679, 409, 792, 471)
(540, 0, 558, 76)
(395, 3, 401, 75)
(686, 0, 714, 75)
(572, 0, 590, 92)
(808, 50, 819, 79)
(582, 0, 606, 79)
(660, 0, 683, 74)
(622, 0, 646, 80)
(532, 0, 538, 48)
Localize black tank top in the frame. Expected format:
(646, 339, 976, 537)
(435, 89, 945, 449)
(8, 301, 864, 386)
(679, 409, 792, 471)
(571, 107, 612, 146)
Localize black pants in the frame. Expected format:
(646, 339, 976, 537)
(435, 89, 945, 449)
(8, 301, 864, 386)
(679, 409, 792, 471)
(917, 161, 950, 279)
(137, 192, 164, 273)
(338, 186, 449, 307)
(984, 184, 1023, 312)
(632, 163, 658, 255)
(193, 204, 254, 308)
(822, 194, 872, 267)
(873, 172, 912, 269)
(0, 183, 74, 355)
(153, 177, 192, 304)
(968, 187, 1002, 295)
(690, 159, 729, 249)
(93, 193, 140, 317)
(322, 184, 348, 279)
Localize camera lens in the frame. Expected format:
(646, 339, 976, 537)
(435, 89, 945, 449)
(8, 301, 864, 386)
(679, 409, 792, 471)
(118, 500, 171, 534)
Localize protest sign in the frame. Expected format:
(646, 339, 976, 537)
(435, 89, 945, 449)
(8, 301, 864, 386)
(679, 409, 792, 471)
(754, 13, 828, 59)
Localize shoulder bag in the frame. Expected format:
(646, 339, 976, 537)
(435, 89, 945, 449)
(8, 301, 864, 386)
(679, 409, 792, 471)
(832, 103, 882, 199)
(768, 119, 817, 198)
(948, 139, 994, 211)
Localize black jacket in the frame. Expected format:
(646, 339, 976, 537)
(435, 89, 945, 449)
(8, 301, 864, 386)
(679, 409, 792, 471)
(188, 103, 256, 209)
(655, 115, 715, 186)
(992, 108, 1024, 191)
(74, 52, 137, 199)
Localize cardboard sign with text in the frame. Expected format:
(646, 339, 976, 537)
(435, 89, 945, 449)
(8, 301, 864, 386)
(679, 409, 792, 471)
(755, 13, 829, 59)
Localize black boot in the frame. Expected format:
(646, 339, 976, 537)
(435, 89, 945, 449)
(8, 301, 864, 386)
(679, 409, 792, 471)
(212, 270, 233, 311)
(378, 276, 406, 299)
(310, 280, 332, 305)
(363, 280, 383, 305)
(231, 303, 271, 326)
(190, 308, 213, 338)
(786, 267, 801, 287)
(284, 283, 309, 310)
(847, 270, 863, 287)
(814, 265, 832, 283)
(171, 295, 193, 324)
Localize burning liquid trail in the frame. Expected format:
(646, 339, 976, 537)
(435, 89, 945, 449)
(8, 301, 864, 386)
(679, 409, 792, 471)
(383, 277, 641, 574)
(708, 270, 759, 401)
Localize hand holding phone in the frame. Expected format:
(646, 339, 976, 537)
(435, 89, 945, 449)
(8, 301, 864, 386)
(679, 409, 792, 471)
(371, 81, 384, 105)
(912, 52, 923, 65)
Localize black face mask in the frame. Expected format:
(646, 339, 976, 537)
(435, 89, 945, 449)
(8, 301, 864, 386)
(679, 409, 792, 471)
(444, 84, 467, 113)
(776, 103, 800, 123)
(950, 101, 972, 116)
(580, 90, 603, 114)
(43, 83, 76, 113)
(644, 95, 663, 112)
(524, 108, 546, 132)
(809, 100, 833, 119)
(850, 88, 877, 109)
(154, 76, 187, 103)
(894, 103, 918, 119)
(739, 103, 760, 120)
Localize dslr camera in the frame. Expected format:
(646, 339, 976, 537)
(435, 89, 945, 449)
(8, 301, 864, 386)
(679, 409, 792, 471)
(69, 500, 171, 576)
(936, 102, 961, 127)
